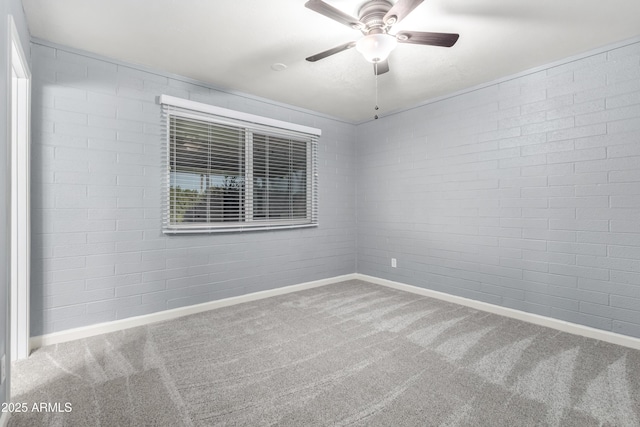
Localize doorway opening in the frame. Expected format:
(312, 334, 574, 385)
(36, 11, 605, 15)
(9, 15, 31, 362)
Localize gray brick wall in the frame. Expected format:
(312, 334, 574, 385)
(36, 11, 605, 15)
(356, 40, 640, 338)
(31, 37, 640, 340)
(30, 43, 357, 335)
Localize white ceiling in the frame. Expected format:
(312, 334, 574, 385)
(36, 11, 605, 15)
(22, 0, 640, 123)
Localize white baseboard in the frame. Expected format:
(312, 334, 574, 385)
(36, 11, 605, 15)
(29, 272, 640, 352)
(356, 273, 640, 350)
(30, 273, 358, 350)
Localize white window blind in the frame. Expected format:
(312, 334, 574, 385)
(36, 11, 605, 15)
(160, 95, 320, 233)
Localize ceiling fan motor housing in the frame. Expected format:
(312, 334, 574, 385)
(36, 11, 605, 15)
(358, 0, 393, 34)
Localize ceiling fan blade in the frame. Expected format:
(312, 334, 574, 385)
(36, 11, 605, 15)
(306, 41, 356, 62)
(374, 60, 390, 75)
(396, 31, 459, 47)
(383, 0, 424, 25)
(305, 0, 364, 30)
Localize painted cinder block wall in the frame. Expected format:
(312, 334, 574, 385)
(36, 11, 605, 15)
(30, 36, 640, 340)
(356, 39, 640, 338)
(29, 41, 357, 336)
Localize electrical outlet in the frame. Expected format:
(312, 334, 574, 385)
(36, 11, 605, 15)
(1, 354, 5, 384)
(391, 258, 397, 268)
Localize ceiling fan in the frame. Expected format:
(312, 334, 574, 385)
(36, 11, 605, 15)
(305, 0, 459, 75)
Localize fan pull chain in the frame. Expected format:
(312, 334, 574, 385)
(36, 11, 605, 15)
(374, 62, 379, 120)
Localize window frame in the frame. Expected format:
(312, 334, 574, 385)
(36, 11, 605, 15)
(160, 95, 320, 234)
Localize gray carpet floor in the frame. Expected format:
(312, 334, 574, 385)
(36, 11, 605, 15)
(9, 280, 640, 426)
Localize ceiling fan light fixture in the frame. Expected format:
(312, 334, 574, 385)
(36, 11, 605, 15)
(355, 33, 397, 63)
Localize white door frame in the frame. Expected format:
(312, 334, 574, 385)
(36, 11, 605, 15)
(8, 15, 31, 362)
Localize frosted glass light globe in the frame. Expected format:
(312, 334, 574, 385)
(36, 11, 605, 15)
(355, 34, 397, 63)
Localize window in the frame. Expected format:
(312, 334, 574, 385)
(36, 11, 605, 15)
(160, 95, 320, 233)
